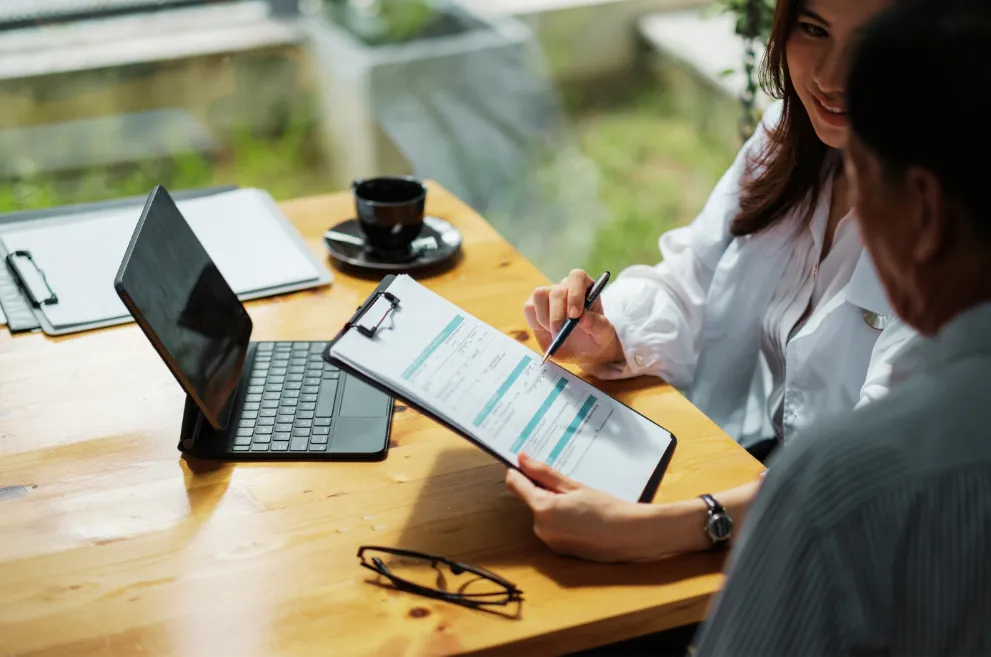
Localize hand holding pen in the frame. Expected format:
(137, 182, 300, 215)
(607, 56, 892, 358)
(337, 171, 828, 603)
(523, 270, 624, 367)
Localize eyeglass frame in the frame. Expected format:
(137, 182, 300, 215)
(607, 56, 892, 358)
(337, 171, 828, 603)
(356, 545, 523, 608)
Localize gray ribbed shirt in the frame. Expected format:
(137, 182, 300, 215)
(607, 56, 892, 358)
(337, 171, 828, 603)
(695, 302, 991, 657)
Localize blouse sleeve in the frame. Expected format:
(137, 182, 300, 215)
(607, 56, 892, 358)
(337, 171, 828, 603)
(586, 101, 783, 389)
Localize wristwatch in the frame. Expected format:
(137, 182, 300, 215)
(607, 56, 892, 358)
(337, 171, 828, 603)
(700, 494, 733, 548)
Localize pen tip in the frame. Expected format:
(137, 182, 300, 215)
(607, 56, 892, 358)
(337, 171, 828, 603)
(541, 353, 549, 365)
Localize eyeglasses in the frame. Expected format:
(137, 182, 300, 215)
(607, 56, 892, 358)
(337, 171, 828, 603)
(357, 546, 523, 609)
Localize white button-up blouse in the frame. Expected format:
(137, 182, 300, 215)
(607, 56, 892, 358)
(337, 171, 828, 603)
(588, 101, 919, 449)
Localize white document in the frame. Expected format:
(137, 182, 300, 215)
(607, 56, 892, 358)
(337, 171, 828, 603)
(330, 275, 675, 503)
(0, 189, 324, 329)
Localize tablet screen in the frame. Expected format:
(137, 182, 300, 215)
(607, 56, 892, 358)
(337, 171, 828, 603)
(114, 186, 252, 429)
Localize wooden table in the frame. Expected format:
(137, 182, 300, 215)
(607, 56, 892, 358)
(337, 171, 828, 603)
(0, 183, 763, 657)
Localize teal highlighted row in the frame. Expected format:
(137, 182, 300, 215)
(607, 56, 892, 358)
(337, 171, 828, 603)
(547, 394, 597, 466)
(402, 315, 464, 380)
(473, 356, 532, 427)
(511, 377, 568, 454)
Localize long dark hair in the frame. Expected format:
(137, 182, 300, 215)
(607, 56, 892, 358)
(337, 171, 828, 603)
(730, 0, 839, 237)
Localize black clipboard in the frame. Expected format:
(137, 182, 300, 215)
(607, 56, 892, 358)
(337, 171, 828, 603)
(322, 275, 677, 504)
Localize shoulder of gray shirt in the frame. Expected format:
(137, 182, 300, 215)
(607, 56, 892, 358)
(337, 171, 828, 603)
(761, 348, 991, 531)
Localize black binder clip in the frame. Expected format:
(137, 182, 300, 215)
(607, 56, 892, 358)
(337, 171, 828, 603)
(348, 290, 400, 338)
(5, 250, 58, 307)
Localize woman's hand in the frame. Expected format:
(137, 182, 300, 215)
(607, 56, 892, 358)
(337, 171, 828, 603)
(523, 269, 624, 368)
(505, 453, 666, 563)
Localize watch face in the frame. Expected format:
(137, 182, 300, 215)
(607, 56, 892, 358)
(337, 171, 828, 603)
(707, 514, 733, 541)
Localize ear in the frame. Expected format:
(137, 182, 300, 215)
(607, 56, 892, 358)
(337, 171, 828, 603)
(905, 167, 948, 263)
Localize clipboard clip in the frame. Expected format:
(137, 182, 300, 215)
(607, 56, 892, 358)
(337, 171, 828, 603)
(348, 290, 400, 338)
(5, 250, 58, 307)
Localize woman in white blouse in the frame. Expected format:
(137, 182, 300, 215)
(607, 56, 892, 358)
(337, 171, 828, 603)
(504, 0, 919, 563)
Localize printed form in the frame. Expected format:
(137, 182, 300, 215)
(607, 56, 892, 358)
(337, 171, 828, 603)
(330, 275, 674, 502)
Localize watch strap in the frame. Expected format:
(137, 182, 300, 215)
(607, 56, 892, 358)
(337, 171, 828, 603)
(701, 493, 723, 515)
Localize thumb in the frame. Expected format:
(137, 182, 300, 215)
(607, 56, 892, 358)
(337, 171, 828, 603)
(518, 453, 581, 493)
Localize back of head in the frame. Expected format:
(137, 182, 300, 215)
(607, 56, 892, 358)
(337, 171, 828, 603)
(847, 0, 991, 240)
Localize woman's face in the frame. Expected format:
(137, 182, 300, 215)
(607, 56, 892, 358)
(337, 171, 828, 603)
(786, 0, 894, 149)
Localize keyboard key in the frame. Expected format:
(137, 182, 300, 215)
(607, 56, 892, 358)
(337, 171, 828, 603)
(272, 360, 289, 368)
(250, 443, 270, 452)
(265, 384, 283, 393)
(298, 402, 316, 411)
(245, 394, 262, 403)
(322, 370, 340, 379)
(243, 402, 261, 411)
(280, 398, 299, 407)
(252, 433, 272, 444)
(258, 343, 274, 352)
(308, 443, 327, 452)
(272, 440, 289, 451)
(314, 417, 331, 426)
(234, 435, 251, 446)
(287, 374, 304, 383)
(313, 426, 331, 436)
(292, 427, 311, 437)
(294, 419, 313, 428)
(233, 444, 250, 452)
(242, 410, 259, 420)
(302, 385, 319, 394)
(300, 394, 318, 403)
(303, 377, 320, 386)
(257, 417, 275, 426)
(262, 392, 281, 401)
(238, 418, 255, 428)
(310, 342, 325, 353)
(275, 423, 294, 433)
(277, 413, 295, 423)
(296, 410, 314, 420)
(249, 378, 265, 386)
(277, 341, 292, 349)
(261, 400, 279, 409)
(288, 366, 306, 374)
(260, 408, 277, 418)
(270, 368, 288, 376)
(286, 381, 302, 391)
(274, 431, 291, 442)
(236, 428, 253, 437)
(290, 357, 306, 366)
(282, 390, 300, 399)
(255, 425, 274, 435)
(310, 433, 329, 444)
(247, 385, 264, 395)
(316, 379, 338, 417)
(290, 436, 309, 451)
(292, 343, 308, 351)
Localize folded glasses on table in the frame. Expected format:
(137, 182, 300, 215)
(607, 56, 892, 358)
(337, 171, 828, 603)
(357, 546, 523, 609)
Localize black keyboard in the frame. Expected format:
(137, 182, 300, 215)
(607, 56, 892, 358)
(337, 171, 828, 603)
(232, 341, 339, 453)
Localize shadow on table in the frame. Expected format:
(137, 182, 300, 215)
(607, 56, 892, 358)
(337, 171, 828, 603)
(392, 447, 727, 591)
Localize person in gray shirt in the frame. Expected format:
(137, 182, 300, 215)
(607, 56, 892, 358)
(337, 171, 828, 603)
(693, 1, 991, 655)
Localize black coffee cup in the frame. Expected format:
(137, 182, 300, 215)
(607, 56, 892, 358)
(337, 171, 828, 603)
(353, 176, 427, 260)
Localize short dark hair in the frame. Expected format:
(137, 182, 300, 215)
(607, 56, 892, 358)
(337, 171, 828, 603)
(847, 0, 991, 239)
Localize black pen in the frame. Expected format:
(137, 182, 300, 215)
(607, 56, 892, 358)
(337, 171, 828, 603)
(541, 271, 610, 365)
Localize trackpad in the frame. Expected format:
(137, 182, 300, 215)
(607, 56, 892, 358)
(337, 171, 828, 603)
(339, 375, 391, 417)
(331, 417, 389, 455)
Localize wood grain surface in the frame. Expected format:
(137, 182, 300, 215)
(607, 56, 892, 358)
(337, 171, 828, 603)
(0, 182, 764, 657)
